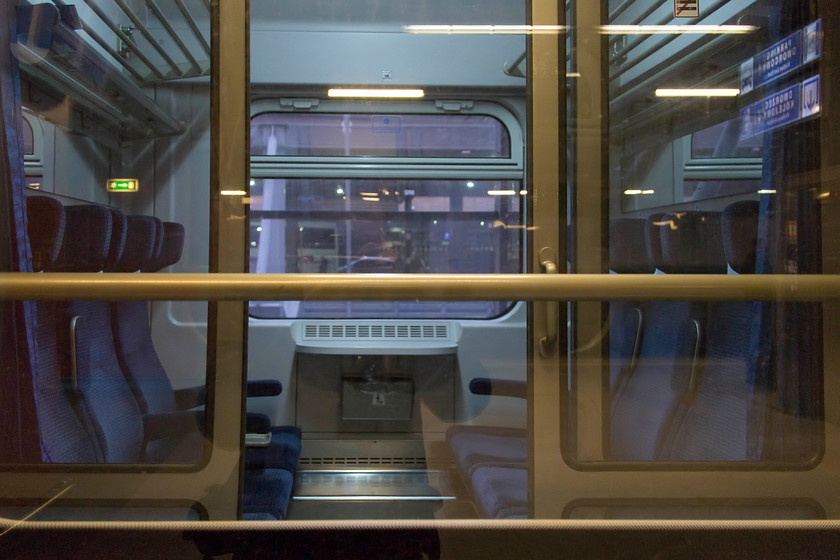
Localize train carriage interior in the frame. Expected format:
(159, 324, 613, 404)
(2, 0, 840, 557)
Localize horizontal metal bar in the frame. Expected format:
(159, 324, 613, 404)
(1, 274, 840, 302)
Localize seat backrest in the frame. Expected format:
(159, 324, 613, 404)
(661, 201, 760, 461)
(608, 218, 650, 398)
(609, 211, 725, 461)
(111, 217, 182, 416)
(26, 196, 100, 463)
(49, 205, 145, 463)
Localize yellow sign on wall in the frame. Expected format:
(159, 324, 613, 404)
(106, 178, 139, 192)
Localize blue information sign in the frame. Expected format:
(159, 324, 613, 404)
(741, 78, 819, 140)
(756, 31, 802, 87)
(803, 20, 821, 63)
(759, 83, 801, 132)
(739, 20, 820, 96)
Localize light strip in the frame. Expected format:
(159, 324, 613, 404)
(404, 24, 565, 34)
(624, 189, 642, 195)
(328, 88, 424, 98)
(757, 189, 777, 194)
(602, 24, 757, 35)
(220, 190, 247, 196)
(487, 190, 517, 196)
(294, 495, 456, 501)
(655, 88, 740, 97)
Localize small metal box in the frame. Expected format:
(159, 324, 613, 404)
(342, 377, 414, 421)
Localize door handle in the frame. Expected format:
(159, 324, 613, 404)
(539, 247, 558, 357)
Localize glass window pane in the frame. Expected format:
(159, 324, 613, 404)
(249, 178, 521, 318)
(251, 113, 511, 158)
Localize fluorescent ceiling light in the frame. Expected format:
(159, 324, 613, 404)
(220, 190, 247, 196)
(404, 25, 565, 34)
(757, 189, 777, 194)
(328, 88, 424, 98)
(362, 197, 380, 202)
(655, 88, 740, 97)
(487, 189, 517, 196)
(602, 24, 756, 35)
(359, 192, 379, 197)
(624, 189, 643, 195)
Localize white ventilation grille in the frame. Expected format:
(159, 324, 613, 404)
(300, 456, 426, 467)
(302, 322, 449, 341)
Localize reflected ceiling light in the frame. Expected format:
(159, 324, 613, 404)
(655, 88, 740, 97)
(220, 190, 247, 196)
(566, 72, 581, 78)
(328, 88, 424, 98)
(360, 192, 379, 197)
(362, 196, 380, 202)
(487, 189, 517, 196)
(404, 24, 566, 34)
(602, 24, 757, 35)
(642, 189, 655, 194)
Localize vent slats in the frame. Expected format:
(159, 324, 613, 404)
(300, 456, 425, 466)
(301, 322, 451, 342)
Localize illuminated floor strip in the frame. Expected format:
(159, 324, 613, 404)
(294, 495, 456, 501)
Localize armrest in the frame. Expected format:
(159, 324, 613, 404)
(244, 413, 271, 447)
(246, 412, 271, 434)
(143, 411, 205, 442)
(469, 378, 527, 400)
(173, 381, 280, 411)
(173, 386, 206, 411)
(246, 380, 282, 398)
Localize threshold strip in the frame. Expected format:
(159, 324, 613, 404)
(293, 495, 456, 501)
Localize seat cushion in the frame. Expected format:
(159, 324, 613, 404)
(243, 468, 295, 520)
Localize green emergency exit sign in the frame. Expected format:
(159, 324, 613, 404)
(106, 178, 139, 192)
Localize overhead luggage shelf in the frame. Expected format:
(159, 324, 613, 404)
(16, 1, 212, 140)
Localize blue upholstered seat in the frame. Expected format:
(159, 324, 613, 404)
(609, 211, 725, 461)
(109, 219, 301, 473)
(26, 197, 100, 463)
(27, 201, 295, 519)
(660, 202, 760, 461)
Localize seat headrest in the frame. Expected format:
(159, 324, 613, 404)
(141, 218, 166, 272)
(659, 211, 727, 274)
(144, 222, 185, 272)
(26, 196, 65, 272)
(644, 213, 666, 272)
(50, 205, 113, 272)
(160, 222, 185, 269)
(610, 218, 652, 273)
(105, 209, 128, 271)
(722, 201, 760, 274)
(107, 215, 160, 272)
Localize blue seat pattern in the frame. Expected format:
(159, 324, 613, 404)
(26, 201, 295, 519)
(26, 197, 99, 463)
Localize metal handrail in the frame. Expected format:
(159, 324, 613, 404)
(1, 273, 840, 302)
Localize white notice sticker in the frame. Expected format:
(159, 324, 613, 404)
(674, 0, 699, 18)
